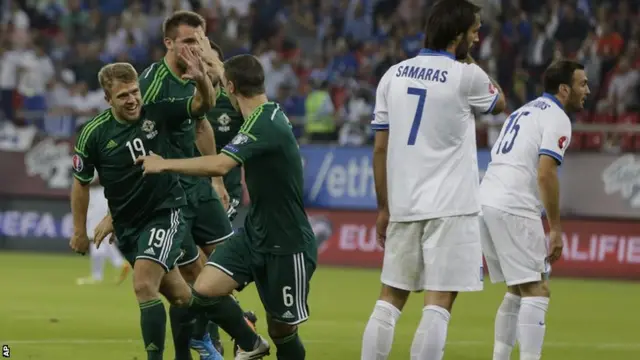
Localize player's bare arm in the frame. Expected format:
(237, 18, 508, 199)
(538, 154, 563, 263)
(70, 177, 91, 254)
(137, 152, 238, 178)
(373, 130, 390, 248)
(94, 212, 115, 248)
(194, 114, 230, 208)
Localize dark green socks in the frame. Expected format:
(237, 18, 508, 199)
(190, 289, 258, 351)
(169, 305, 194, 360)
(139, 299, 166, 360)
(273, 330, 306, 360)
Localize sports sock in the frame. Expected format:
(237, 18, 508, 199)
(90, 244, 105, 280)
(361, 300, 401, 360)
(190, 289, 258, 351)
(207, 321, 221, 342)
(169, 305, 194, 360)
(192, 314, 209, 340)
(139, 299, 166, 360)
(493, 293, 521, 360)
(273, 330, 306, 360)
(518, 297, 549, 360)
(410, 305, 450, 360)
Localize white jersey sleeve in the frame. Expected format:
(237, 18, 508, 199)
(539, 115, 572, 164)
(464, 64, 499, 114)
(371, 66, 394, 131)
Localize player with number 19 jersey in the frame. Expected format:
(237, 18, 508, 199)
(371, 49, 498, 292)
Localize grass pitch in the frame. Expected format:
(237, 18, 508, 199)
(0, 252, 638, 359)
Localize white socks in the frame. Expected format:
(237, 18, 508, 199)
(410, 305, 451, 360)
(361, 300, 401, 360)
(493, 293, 521, 360)
(518, 297, 549, 360)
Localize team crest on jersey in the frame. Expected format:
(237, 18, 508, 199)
(217, 113, 231, 132)
(141, 119, 158, 139)
(558, 136, 568, 149)
(231, 133, 250, 145)
(72, 154, 83, 172)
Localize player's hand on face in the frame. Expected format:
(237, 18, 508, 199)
(70, 232, 90, 255)
(212, 178, 230, 210)
(375, 210, 390, 249)
(94, 215, 114, 249)
(546, 228, 563, 264)
(136, 152, 166, 175)
(178, 46, 206, 82)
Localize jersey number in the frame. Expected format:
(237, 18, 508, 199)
(148, 228, 166, 248)
(126, 138, 148, 163)
(282, 286, 294, 307)
(406, 87, 427, 146)
(495, 111, 529, 154)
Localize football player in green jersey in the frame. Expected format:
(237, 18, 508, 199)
(70, 60, 269, 360)
(138, 54, 318, 360)
(92, 12, 258, 359)
(202, 41, 245, 224)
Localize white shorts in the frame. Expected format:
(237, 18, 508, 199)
(380, 215, 484, 292)
(479, 206, 550, 286)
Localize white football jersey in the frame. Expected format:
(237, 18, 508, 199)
(372, 49, 499, 222)
(480, 93, 572, 219)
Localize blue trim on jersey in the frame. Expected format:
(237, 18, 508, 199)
(483, 94, 499, 114)
(542, 93, 564, 110)
(371, 123, 389, 131)
(539, 149, 563, 164)
(418, 49, 455, 60)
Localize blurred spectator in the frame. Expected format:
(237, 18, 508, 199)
(304, 79, 336, 143)
(16, 38, 54, 128)
(598, 56, 640, 114)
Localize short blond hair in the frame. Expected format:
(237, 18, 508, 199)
(98, 63, 138, 96)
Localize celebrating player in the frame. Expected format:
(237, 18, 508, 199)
(137, 54, 317, 360)
(361, 1, 506, 359)
(93, 12, 256, 358)
(201, 40, 245, 225)
(69, 59, 269, 360)
(479, 60, 589, 360)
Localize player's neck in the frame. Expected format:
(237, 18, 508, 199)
(163, 54, 185, 77)
(238, 94, 270, 119)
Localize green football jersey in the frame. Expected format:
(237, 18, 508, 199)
(221, 102, 315, 254)
(72, 99, 192, 227)
(205, 89, 244, 201)
(138, 60, 215, 201)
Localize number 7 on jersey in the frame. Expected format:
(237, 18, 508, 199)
(406, 87, 427, 145)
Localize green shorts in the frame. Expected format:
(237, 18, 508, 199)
(207, 230, 316, 325)
(116, 208, 187, 272)
(178, 195, 234, 267)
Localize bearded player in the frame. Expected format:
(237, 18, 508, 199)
(138, 54, 317, 360)
(70, 55, 269, 360)
(479, 60, 589, 360)
(361, 1, 506, 359)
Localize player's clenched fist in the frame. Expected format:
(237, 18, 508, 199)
(136, 152, 167, 175)
(70, 232, 90, 255)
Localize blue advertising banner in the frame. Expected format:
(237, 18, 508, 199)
(300, 145, 492, 210)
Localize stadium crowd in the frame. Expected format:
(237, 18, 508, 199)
(0, 0, 639, 150)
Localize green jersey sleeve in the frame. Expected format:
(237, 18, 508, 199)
(139, 63, 164, 103)
(144, 96, 194, 127)
(72, 121, 99, 184)
(220, 123, 277, 164)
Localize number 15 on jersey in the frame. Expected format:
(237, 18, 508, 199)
(495, 111, 529, 154)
